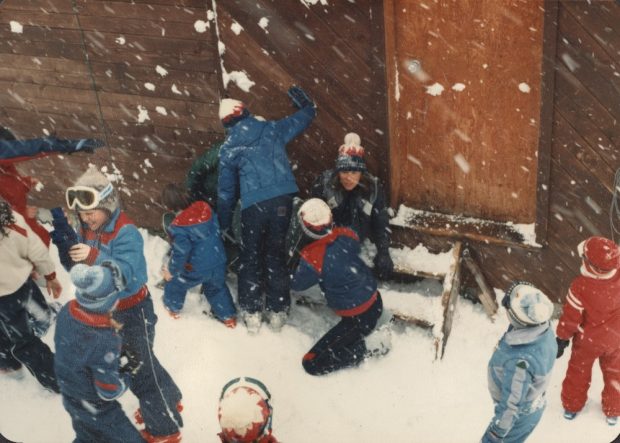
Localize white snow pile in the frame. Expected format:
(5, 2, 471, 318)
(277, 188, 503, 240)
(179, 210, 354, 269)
(0, 231, 616, 443)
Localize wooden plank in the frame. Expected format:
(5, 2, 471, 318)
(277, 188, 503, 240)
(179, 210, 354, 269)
(76, 1, 210, 23)
(0, 66, 93, 90)
(0, 0, 74, 13)
(0, 53, 89, 74)
(461, 247, 498, 319)
(436, 241, 462, 360)
(0, 39, 86, 61)
(76, 14, 207, 40)
(0, 10, 78, 28)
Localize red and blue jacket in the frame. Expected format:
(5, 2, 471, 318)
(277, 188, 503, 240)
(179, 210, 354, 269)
(167, 201, 227, 278)
(54, 300, 129, 402)
(291, 227, 378, 316)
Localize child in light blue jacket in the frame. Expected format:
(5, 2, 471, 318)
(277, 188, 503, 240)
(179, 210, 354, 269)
(482, 281, 557, 443)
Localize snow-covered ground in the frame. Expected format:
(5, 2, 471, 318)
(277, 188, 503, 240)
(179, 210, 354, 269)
(0, 231, 618, 443)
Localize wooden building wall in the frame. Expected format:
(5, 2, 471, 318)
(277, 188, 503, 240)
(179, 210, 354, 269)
(1, 0, 619, 303)
(469, 0, 620, 301)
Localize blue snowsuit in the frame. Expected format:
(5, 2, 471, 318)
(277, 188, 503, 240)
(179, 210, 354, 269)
(291, 227, 382, 375)
(217, 106, 315, 314)
(54, 300, 142, 443)
(57, 209, 183, 437)
(482, 323, 557, 443)
(164, 201, 235, 320)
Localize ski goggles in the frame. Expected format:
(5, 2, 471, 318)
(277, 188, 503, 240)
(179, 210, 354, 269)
(66, 183, 113, 210)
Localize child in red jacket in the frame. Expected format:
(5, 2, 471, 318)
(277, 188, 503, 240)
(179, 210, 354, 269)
(556, 236, 620, 426)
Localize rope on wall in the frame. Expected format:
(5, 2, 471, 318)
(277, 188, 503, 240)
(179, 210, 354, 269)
(70, 0, 112, 156)
(610, 168, 620, 243)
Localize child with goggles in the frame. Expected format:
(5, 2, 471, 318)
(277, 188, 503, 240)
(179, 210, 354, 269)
(56, 167, 184, 443)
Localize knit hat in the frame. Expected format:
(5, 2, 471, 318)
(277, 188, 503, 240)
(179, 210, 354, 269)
(71, 166, 120, 214)
(578, 236, 620, 273)
(335, 132, 366, 172)
(298, 198, 332, 240)
(502, 281, 554, 327)
(70, 262, 123, 313)
(219, 98, 249, 128)
(218, 377, 273, 443)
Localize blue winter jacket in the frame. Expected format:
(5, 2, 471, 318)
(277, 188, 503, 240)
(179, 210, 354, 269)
(485, 323, 557, 439)
(167, 201, 226, 278)
(0, 137, 102, 162)
(58, 209, 148, 302)
(217, 107, 315, 231)
(54, 300, 129, 402)
(291, 227, 378, 315)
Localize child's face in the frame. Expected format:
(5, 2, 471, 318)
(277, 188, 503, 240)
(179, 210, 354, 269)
(339, 171, 362, 191)
(78, 209, 109, 231)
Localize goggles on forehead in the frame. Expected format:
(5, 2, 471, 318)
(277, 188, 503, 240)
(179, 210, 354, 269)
(66, 183, 113, 210)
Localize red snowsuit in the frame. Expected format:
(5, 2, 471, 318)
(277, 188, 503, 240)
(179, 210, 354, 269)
(556, 264, 620, 417)
(0, 163, 50, 247)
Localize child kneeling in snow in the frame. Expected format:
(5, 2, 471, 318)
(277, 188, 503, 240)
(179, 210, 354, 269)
(160, 183, 237, 327)
(290, 198, 391, 376)
(54, 261, 143, 443)
(482, 282, 557, 443)
(218, 377, 278, 443)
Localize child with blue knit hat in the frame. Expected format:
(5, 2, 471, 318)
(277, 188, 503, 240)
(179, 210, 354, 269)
(54, 261, 143, 443)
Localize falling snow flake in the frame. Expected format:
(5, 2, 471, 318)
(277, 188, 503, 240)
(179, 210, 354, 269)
(259, 17, 269, 33)
(155, 106, 167, 116)
(155, 65, 168, 77)
(425, 83, 444, 96)
(452, 83, 466, 92)
(518, 83, 531, 93)
(454, 153, 471, 173)
(231, 21, 244, 35)
(144, 83, 155, 91)
(194, 20, 209, 33)
(115, 36, 126, 45)
(9, 21, 23, 33)
(137, 105, 150, 123)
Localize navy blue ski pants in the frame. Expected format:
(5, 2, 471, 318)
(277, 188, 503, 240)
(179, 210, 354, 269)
(303, 294, 383, 376)
(0, 279, 59, 392)
(238, 194, 293, 314)
(62, 394, 143, 443)
(114, 293, 183, 437)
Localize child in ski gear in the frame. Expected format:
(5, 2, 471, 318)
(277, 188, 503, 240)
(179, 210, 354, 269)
(160, 183, 237, 326)
(0, 197, 61, 392)
(54, 261, 143, 443)
(290, 198, 388, 375)
(58, 167, 184, 442)
(310, 132, 394, 280)
(482, 282, 556, 443)
(556, 236, 620, 426)
(218, 377, 278, 443)
(217, 86, 316, 334)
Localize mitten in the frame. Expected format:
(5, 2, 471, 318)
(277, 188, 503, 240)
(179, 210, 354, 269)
(373, 250, 394, 280)
(288, 86, 314, 109)
(50, 207, 79, 269)
(69, 243, 92, 262)
(119, 348, 143, 375)
(556, 338, 570, 359)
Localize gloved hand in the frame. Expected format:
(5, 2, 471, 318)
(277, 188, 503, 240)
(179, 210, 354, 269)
(119, 348, 142, 375)
(373, 250, 394, 280)
(69, 243, 92, 262)
(556, 338, 570, 358)
(288, 86, 314, 109)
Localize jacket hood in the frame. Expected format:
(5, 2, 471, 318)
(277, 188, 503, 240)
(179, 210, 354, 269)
(225, 116, 266, 146)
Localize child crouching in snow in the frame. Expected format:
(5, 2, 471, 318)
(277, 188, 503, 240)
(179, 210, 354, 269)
(54, 261, 143, 443)
(482, 282, 556, 443)
(290, 198, 391, 376)
(160, 183, 237, 327)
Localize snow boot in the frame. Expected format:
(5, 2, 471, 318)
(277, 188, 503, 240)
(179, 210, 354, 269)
(606, 416, 618, 426)
(241, 311, 262, 335)
(265, 311, 287, 332)
(563, 410, 577, 420)
(364, 308, 393, 358)
(140, 430, 182, 443)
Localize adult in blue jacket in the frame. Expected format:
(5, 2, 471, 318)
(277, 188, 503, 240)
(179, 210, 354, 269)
(291, 198, 387, 375)
(160, 183, 236, 326)
(482, 282, 557, 443)
(56, 167, 183, 443)
(217, 86, 316, 334)
(55, 261, 143, 443)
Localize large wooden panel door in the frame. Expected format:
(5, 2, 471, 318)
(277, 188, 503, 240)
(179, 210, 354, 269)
(384, 0, 546, 223)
